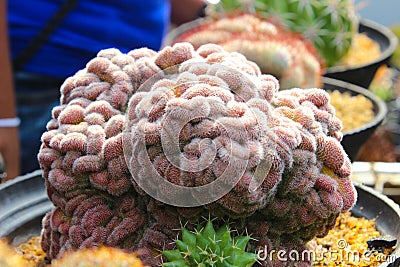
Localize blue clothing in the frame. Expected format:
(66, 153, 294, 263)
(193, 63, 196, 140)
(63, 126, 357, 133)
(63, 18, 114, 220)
(8, 0, 171, 174)
(18, 99, 60, 174)
(8, 0, 170, 78)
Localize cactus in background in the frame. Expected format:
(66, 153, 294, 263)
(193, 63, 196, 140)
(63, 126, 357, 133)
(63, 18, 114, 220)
(38, 42, 357, 267)
(53, 246, 146, 267)
(389, 25, 400, 69)
(162, 220, 257, 267)
(171, 14, 322, 89)
(209, 0, 359, 67)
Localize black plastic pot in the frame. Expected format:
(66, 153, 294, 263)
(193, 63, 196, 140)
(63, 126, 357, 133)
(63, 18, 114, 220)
(352, 182, 400, 267)
(324, 19, 398, 89)
(323, 77, 388, 161)
(0, 172, 399, 266)
(0, 170, 53, 245)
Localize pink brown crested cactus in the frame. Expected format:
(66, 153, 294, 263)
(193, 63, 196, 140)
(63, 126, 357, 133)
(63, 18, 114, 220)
(37, 42, 356, 266)
(169, 14, 323, 89)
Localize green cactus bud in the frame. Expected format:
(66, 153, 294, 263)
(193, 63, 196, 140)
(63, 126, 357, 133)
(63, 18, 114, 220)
(162, 220, 257, 267)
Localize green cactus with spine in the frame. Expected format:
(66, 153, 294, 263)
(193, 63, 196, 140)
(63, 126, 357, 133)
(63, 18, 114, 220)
(162, 220, 257, 267)
(210, 0, 359, 67)
(389, 25, 400, 69)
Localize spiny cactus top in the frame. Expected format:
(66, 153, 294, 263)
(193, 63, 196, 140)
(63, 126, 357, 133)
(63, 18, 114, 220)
(38, 42, 356, 266)
(209, 0, 359, 67)
(170, 14, 322, 89)
(162, 220, 257, 267)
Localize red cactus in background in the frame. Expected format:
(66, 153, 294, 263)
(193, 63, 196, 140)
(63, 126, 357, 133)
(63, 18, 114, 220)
(37, 42, 356, 266)
(169, 14, 323, 90)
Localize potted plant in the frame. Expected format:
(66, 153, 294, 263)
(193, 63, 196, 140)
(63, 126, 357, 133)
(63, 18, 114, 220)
(165, 0, 398, 89)
(0, 42, 396, 267)
(164, 13, 323, 90)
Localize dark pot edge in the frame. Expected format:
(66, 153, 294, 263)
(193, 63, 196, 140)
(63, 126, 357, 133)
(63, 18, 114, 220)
(324, 18, 399, 74)
(323, 77, 388, 136)
(0, 169, 43, 190)
(353, 182, 400, 266)
(164, 18, 398, 72)
(0, 170, 52, 238)
(354, 182, 400, 224)
(162, 18, 207, 48)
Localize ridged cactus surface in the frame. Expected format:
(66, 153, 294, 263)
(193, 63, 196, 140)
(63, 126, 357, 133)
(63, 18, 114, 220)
(37, 42, 357, 266)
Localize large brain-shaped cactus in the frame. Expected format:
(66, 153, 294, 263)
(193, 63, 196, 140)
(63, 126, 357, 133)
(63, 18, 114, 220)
(38, 42, 356, 266)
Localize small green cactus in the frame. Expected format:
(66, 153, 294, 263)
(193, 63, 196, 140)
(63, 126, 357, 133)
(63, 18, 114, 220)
(210, 0, 359, 67)
(389, 25, 400, 69)
(162, 220, 257, 267)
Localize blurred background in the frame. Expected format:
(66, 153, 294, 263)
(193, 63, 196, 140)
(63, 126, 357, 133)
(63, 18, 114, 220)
(356, 0, 400, 26)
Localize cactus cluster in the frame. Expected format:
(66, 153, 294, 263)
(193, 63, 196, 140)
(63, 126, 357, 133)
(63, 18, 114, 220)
(209, 0, 359, 67)
(162, 220, 257, 267)
(37, 42, 356, 266)
(171, 14, 322, 89)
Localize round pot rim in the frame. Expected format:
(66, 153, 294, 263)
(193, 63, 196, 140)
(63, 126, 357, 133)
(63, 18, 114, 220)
(353, 181, 400, 266)
(353, 182, 400, 221)
(323, 77, 388, 136)
(324, 18, 399, 74)
(163, 17, 210, 48)
(0, 169, 43, 190)
(0, 170, 52, 239)
(165, 17, 398, 74)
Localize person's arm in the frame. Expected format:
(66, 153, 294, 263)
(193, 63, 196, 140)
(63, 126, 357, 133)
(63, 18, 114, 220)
(170, 0, 206, 26)
(0, 1, 20, 181)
